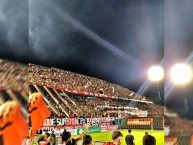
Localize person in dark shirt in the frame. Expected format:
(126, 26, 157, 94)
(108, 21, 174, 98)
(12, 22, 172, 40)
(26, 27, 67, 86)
(125, 129, 135, 145)
(82, 134, 93, 145)
(142, 132, 156, 145)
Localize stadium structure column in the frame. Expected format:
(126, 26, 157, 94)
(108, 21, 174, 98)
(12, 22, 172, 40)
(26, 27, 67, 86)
(156, 81, 161, 105)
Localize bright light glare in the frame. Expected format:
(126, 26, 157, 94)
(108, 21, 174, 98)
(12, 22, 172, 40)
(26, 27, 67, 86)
(148, 66, 164, 81)
(171, 63, 192, 85)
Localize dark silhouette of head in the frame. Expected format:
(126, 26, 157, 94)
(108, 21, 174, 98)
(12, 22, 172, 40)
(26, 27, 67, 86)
(128, 129, 131, 133)
(143, 134, 156, 145)
(112, 131, 123, 140)
(83, 135, 92, 145)
(61, 129, 71, 142)
(66, 139, 76, 145)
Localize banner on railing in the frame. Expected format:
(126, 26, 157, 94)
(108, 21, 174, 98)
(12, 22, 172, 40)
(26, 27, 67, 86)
(64, 89, 114, 98)
(77, 127, 101, 135)
(43, 117, 116, 126)
(100, 125, 119, 132)
(131, 110, 148, 117)
(101, 126, 108, 132)
(107, 125, 118, 130)
(127, 118, 153, 126)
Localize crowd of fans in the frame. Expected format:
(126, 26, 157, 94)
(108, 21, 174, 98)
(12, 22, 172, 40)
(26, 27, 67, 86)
(0, 60, 28, 117)
(28, 64, 149, 101)
(31, 124, 93, 145)
(33, 128, 88, 145)
(32, 129, 157, 145)
(29, 84, 163, 118)
(28, 63, 165, 119)
(0, 59, 28, 92)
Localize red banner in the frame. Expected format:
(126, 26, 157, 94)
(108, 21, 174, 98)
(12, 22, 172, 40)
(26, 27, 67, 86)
(191, 136, 193, 145)
(107, 125, 118, 130)
(127, 118, 153, 126)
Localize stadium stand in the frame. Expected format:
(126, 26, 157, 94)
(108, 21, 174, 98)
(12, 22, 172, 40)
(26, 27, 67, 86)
(0, 59, 28, 118)
(28, 63, 164, 119)
(0, 59, 163, 118)
(29, 64, 148, 100)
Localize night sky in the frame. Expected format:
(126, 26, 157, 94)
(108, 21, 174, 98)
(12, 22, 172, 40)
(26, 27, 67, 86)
(1, 0, 193, 117)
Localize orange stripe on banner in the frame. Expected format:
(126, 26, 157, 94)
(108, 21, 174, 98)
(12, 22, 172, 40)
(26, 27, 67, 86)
(191, 136, 193, 145)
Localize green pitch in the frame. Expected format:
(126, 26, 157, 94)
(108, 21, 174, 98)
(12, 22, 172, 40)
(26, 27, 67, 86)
(73, 129, 164, 145)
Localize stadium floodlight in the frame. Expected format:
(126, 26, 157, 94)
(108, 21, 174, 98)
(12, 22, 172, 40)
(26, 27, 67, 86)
(148, 66, 164, 105)
(170, 63, 192, 85)
(148, 66, 164, 82)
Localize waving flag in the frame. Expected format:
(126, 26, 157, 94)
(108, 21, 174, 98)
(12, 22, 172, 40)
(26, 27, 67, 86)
(0, 101, 28, 145)
(29, 92, 51, 138)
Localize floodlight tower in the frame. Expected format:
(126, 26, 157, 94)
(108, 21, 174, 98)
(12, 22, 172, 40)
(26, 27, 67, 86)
(170, 63, 192, 113)
(148, 66, 164, 105)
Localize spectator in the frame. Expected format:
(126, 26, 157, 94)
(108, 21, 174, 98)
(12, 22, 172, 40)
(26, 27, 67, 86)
(150, 122, 154, 131)
(59, 128, 87, 145)
(59, 130, 71, 145)
(103, 130, 123, 145)
(38, 133, 51, 145)
(125, 129, 135, 145)
(142, 132, 156, 145)
(82, 135, 93, 145)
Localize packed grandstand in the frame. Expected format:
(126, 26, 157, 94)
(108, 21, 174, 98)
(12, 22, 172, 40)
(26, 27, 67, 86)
(0, 59, 28, 118)
(28, 63, 164, 119)
(0, 59, 164, 117)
